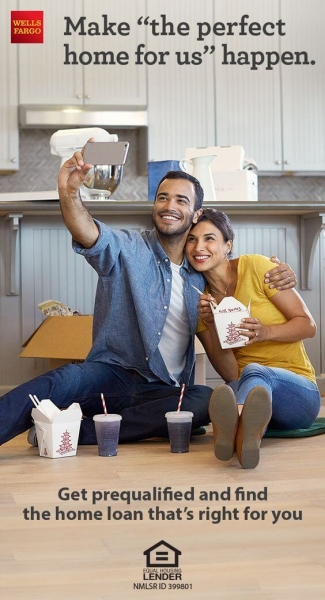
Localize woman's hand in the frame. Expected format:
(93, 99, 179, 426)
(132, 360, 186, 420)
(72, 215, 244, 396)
(197, 294, 216, 325)
(237, 317, 269, 345)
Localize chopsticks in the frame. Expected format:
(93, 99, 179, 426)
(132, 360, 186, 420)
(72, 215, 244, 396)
(191, 285, 218, 309)
(191, 285, 205, 295)
(29, 394, 40, 409)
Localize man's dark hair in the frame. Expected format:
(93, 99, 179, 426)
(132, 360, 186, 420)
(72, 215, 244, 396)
(194, 208, 235, 258)
(155, 170, 204, 210)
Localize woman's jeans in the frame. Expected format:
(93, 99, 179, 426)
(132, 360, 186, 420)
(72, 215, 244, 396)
(0, 362, 212, 445)
(229, 363, 321, 430)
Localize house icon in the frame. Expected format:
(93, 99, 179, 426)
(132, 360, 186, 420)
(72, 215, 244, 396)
(144, 540, 182, 567)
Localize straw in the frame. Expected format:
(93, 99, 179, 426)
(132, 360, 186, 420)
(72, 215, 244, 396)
(177, 383, 185, 412)
(101, 393, 108, 416)
(33, 395, 40, 405)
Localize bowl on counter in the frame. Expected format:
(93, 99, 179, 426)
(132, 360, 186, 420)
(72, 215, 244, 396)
(81, 164, 123, 200)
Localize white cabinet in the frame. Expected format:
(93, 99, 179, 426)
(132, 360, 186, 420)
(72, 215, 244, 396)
(82, 0, 146, 107)
(147, 0, 216, 161)
(18, 0, 147, 107)
(214, 0, 325, 172)
(214, 0, 282, 172)
(18, 0, 83, 105)
(0, 1, 19, 172)
(280, 0, 325, 171)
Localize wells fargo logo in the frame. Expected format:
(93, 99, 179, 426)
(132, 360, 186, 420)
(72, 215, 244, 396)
(11, 11, 43, 43)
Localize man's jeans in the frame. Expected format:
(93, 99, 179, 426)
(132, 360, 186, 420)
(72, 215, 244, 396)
(0, 362, 212, 445)
(229, 363, 321, 430)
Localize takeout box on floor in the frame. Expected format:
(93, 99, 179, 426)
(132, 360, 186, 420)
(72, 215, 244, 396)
(20, 315, 93, 369)
(31, 401, 82, 458)
(211, 297, 251, 349)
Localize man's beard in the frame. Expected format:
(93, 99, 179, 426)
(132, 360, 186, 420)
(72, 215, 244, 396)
(152, 212, 195, 239)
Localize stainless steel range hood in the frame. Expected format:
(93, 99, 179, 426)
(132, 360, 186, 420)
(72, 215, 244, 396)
(19, 105, 149, 174)
(19, 105, 148, 129)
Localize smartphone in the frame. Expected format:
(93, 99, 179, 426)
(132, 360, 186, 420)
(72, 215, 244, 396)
(83, 141, 129, 165)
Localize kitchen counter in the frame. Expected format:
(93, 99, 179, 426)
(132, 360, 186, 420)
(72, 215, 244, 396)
(0, 191, 324, 216)
(0, 196, 325, 289)
(1, 195, 324, 291)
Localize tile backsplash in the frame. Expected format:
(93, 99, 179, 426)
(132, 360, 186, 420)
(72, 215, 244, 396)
(0, 129, 325, 202)
(0, 129, 147, 200)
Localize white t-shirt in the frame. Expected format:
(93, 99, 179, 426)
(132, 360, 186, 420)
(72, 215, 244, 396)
(158, 262, 191, 385)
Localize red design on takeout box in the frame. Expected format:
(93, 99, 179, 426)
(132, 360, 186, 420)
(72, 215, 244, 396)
(31, 400, 82, 459)
(11, 11, 43, 44)
(211, 296, 251, 349)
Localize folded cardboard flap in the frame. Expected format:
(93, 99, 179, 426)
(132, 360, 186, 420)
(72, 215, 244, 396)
(32, 402, 82, 423)
(20, 315, 93, 360)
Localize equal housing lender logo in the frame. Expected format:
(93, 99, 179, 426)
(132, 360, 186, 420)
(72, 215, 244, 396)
(133, 540, 193, 591)
(11, 11, 43, 43)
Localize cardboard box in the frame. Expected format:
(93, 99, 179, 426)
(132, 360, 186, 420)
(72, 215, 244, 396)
(20, 315, 207, 384)
(31, 400, 82, 458)
(20, 316, 93, 368)
(211, 297, 251, 349)
(212, 171, 258, 202)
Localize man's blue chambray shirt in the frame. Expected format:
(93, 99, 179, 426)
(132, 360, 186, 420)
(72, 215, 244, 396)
(73, 220, 206, 386)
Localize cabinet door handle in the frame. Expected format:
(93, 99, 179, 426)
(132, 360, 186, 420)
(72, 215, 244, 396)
(11, 158, 18, 163)
(85, 94, 91, 99)
(76, 94, 82, 99)
(275, 160, 281, 165)
(284, 160, 291, 165)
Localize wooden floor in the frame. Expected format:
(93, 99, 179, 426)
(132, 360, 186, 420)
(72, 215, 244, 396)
(1, 406, 325, 600)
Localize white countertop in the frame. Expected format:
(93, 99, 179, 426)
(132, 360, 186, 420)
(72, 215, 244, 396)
(0, 190, 59, 202)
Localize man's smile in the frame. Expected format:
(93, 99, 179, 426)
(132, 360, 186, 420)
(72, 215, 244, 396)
(159, 212, 181, 222)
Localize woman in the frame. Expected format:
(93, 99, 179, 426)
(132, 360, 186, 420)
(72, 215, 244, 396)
(186, 209, 321, 469)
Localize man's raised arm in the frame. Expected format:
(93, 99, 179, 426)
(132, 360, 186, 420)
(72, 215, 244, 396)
(58, 141, 99, 248)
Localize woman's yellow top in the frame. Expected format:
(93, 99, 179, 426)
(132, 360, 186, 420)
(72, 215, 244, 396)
(197, 254, 316, 384)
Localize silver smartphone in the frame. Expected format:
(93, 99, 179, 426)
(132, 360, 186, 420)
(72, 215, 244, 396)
(83, 141, 129, 165)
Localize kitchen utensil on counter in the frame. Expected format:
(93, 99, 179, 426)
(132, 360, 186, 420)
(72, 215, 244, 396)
(180, 155, 217, 202)
(147, 160, 182, 200)
(82, 163, 123, 199)
(50, 127, 127, 200)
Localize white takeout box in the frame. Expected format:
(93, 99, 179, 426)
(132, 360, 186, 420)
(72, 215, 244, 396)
(31, 400, 82, 458)
(211, 297, 251, 349)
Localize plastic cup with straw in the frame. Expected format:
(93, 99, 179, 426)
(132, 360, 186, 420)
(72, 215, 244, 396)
(165, 384, 193, 453)
(93, 393, 122, 456)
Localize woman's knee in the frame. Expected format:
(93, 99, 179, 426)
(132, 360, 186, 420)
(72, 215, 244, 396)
(237, 364, 273, 403)
(241, 363, 269, 380)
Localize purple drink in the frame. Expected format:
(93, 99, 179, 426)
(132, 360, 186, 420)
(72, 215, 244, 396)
(93, 414, 122, 456)
(165, 411, 194, 453)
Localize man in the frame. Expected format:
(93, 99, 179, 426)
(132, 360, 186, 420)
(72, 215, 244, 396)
(0, 147, 296, 446)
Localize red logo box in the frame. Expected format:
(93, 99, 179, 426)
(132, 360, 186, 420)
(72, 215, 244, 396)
(11, 11, 43, 43)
